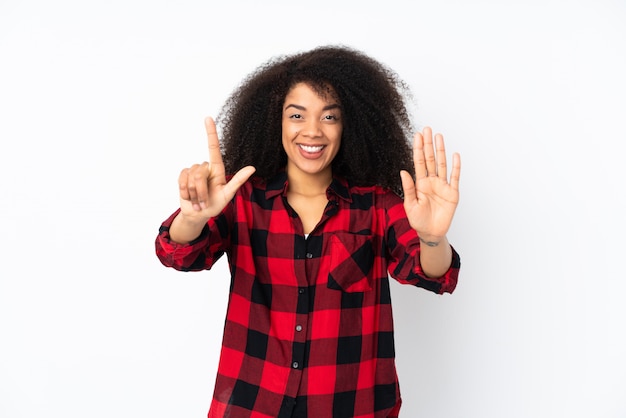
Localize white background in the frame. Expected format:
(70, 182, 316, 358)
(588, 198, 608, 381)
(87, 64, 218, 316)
(1, 0, 625, 417)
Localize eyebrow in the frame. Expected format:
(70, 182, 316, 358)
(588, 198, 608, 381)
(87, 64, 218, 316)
(284, 103, 341, 111)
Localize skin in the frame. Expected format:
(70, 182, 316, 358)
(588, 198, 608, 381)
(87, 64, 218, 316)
(168, 116, 255, 244)
(281, 83, 343, 234)
(400, 128, 461, 277)
(169, 83, 461, 278)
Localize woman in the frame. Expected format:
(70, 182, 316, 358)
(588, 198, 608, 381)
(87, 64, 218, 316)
(156, 45, 461, 418)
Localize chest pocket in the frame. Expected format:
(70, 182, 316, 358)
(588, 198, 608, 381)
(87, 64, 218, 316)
(327, 233, 375, 293)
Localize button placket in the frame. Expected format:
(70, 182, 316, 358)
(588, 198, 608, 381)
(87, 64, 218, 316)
(290, 286, 308, 374)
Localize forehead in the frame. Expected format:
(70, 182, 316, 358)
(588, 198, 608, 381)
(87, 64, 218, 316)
(285, 82, 339, 104)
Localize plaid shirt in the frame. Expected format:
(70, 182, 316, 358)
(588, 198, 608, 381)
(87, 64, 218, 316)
(155, 172, 460, 418)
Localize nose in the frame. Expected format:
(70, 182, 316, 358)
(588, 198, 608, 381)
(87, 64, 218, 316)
(301, 119, 322, 138)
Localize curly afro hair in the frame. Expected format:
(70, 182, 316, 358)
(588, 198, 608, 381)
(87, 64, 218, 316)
(216, 45, 416, 195)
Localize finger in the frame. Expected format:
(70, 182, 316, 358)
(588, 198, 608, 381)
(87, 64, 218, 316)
(186, 171, 198, 208)
(178, 168, 191, 201)
(435, 133, 448, 181)
(192, 162, 211, 209)
(400, 170, 418, 207)
(184, 163, 207, 210)
(413, 132, 427, 179)
(221, 166, 257, 201)
(205, 117, 225, 179)
(422, 127, 437, 177)
(450, 153, 461, 191)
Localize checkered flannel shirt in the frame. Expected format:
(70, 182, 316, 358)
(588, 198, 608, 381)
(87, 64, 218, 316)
(155, 172, 460, 418)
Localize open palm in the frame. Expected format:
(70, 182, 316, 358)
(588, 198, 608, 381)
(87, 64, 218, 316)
(400, 127, 461, 239)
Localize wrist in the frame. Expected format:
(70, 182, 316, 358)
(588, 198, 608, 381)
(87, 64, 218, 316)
(417, 233, 446, 248)
(177, 212, 210, 228)
(170, 212, 209, 244)
(419, 236, 440, 247)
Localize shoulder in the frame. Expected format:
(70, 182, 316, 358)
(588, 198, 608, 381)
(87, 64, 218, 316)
(227, 175, 285, 212)
(346, 183, 404, 211)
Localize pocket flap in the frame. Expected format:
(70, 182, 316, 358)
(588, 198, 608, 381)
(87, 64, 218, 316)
(328, 233, 374, 292)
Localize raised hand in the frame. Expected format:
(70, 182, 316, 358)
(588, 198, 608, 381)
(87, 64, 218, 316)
(400, 127, 461, 241)
(171, 117, 255, 243)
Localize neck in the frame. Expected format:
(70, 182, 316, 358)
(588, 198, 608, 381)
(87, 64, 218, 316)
(286, 168, 332, 197)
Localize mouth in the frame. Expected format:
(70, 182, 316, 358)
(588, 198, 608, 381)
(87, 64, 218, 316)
(298, 144, 325, 153)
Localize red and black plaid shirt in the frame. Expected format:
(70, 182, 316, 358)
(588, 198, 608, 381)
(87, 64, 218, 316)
(155, 172, 460, 418)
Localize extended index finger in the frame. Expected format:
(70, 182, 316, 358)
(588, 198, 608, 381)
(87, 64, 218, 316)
(204, 116, 225, 172)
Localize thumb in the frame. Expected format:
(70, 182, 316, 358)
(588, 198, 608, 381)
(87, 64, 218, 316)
(400, 170, 418, 207)
(221, 166, 256, 201)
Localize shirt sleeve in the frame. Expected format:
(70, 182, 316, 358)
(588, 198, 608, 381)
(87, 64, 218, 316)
(154, 206, 232, 272)
(383, 191, 460, 294)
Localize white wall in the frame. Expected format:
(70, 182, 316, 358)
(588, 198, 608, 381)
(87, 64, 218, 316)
(1, 0, 624, 417)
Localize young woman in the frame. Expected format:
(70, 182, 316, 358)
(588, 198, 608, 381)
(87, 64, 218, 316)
(156, 45, 461, 418)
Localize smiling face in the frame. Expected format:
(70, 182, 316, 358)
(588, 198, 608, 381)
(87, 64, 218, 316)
(282, 82, 343, 185)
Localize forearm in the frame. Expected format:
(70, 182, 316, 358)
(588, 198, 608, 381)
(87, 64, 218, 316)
(418, 234, 453, 278)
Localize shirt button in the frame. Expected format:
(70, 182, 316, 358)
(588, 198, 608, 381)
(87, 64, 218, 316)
(298, 288, 305, 294)
(292, 361, 299, 369)
(306, 253, 313, 259)
(296, 325, 303, 332)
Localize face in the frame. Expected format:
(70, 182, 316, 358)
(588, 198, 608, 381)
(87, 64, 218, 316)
(282, 82, 343, 183)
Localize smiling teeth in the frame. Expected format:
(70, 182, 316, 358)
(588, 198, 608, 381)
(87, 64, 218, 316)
(299, 144, 324, 152)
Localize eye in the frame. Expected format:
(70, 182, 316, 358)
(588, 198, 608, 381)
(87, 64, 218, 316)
(323, 114, 339, 121)
(289, 114, 303, 119)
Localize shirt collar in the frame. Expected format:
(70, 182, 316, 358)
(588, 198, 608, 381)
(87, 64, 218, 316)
(264, 171, 353, 203)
